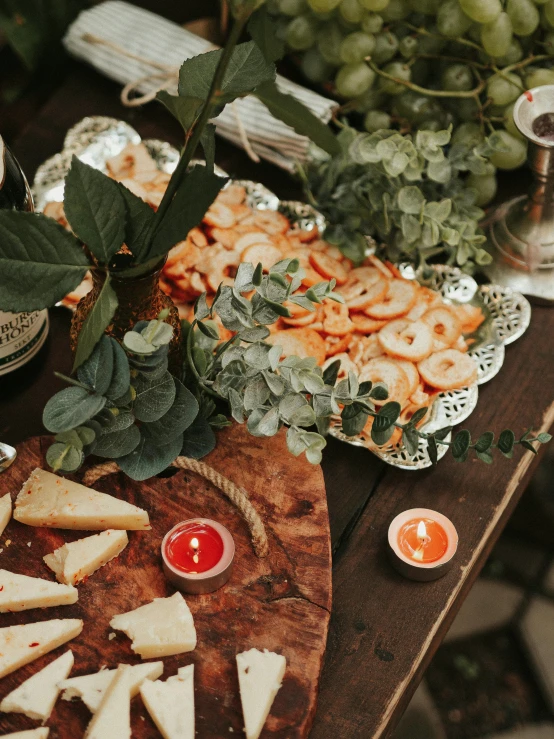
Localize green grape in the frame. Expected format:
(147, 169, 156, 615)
(339, 0, 366, 23)
(507, 0, 540, 35)
(381, 0, 411, 20)
(467, 22, 483, 43)
(451, 97, 480, 121)
(392, 91, 444, 123)
(359, 0, 390, 9)
(364, 110, 392, 131)
(525, 67, 554, 87)
(301, 47, 335, 82)
(286, 16, 317, 49)
(459, 0, 501, 24)
(489, 130, 527, 169)
(452, 122, 484, 147)
(417, 26, 446, 53)
(279, 0, 308, 14)
(340, 31, 376, 62)
(481, 13, 513, 57)
(466, 173, 497, 205)
(362, 12, 385, 32)
(545, 0, 554, 26)
(317, 24, 345, 64)
(493, 37, 523, 64)
(441, 64, 474, 91)
(335, 62, 376, 97)
(410, 59, 431, 86)
(503, 102, 524, 139)
(437, 0, 473, 38)
(544, 31, 554, 53)
(487, 72, 523, 106)
(372, 31, 399, 63)
(307, 0, 342, 10)
(378, 61, 411, 94)
(353, 86, 388, 112)
(399, 35, 419, 57)
(408, 0, 440, 13)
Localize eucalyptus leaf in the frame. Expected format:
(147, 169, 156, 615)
(43, 387, 106, 433)
(142, 379, 199, 442)
(118, 429, 184, 481)
(46, 443, 83, 474)
(54, 429, 84, 450)
(77, 334, 114, 395)
(133, 371, 176, 423)
(106, 338, 131, 401)
(102, 411, 135, 433)
(94, 425, 141, 458)
(181, 415, 216, 459)
(64, 156, 126, 264)
(452, 429, 471, 459)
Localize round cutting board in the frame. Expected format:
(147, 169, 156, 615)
(0, 425, 331, 738)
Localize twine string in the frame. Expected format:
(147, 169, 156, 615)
(83, 456, 269, 558)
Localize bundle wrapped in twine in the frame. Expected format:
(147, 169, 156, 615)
(83, 456, 269, 558)
(63, 0, 337, 172)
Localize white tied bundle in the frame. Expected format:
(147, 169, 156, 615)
(63, 0, 337, 172)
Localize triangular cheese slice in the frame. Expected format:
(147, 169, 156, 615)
(15, 468, 150, 530)
(84, 664, 132, 739)
(110, 592, 196, 659)
(0, 570, 77, 612)
(236, 648, 286, 739)
(0, 618, 83, 679)
(60, 661, 163, 713)
(0, 494, 12, 537)
(0, 729, 49, 738)
(0, 650, 73, 721)
(44, 530, 129, 585)
(140, 664, 194, 739)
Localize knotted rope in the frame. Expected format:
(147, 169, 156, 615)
(83, 456, 269, 557)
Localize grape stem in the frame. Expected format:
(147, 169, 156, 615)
(367, 60, 486, 98)
(404, 23, 486, 54)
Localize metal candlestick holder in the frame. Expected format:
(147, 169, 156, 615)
(487, 86, 554, 303)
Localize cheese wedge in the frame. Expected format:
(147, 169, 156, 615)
(60, 661, 163, 713)
(0, 730, 49, 738)
(0, 618, 83, 679)
(0, 494, 12, 537)
(0, 570, 78, 612)
(237, 648, 286, 739)
(0, 649, 73, 722)
(110, 592, 196, 659)
(15, 468, 150, 530)
(84, 664, 132, 739)
(140, 665, 194, 739)
(43, 530, 129, 585)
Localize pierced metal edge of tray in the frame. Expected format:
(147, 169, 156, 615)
(32, 116, 532, 470)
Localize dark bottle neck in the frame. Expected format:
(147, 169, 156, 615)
(0, 136, 34, 213)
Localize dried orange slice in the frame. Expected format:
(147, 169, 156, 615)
(422, 306, 461, 351)
(349, 334, 384, 365)
(359, 357, 410, 406)
(265, 328, 326, 365)
(388, 359, 419, 397)
(254, 210, 290, 235)
(241, 243, 283, 272)
(418, 349, 477, 390)
(203, 202, 236, 228)
(324, 335, 351, 357)
(378, 319, 433, 362)
(323, 301, 354, 336)
(365, 279, 417, 319)
(217, 184, 246, 206)
(322, 352, 357, 380)
(309, 252, 349, 285)
(350, 314, 388, 334)
(454, 303, 485, 333)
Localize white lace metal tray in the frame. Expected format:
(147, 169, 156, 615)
(33, 116, 532, 471)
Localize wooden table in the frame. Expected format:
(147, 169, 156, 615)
(1, 51, 554, 739)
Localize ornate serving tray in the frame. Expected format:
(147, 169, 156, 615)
(33, 117, 532, 471)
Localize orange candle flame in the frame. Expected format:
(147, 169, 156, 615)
(398, 518, 448, 563)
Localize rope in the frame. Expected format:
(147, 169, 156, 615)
(83, 457, 269, 558)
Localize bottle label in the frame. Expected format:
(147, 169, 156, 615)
(0, 310, 49, 376)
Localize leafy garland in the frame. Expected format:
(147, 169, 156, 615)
(44, 259, 551, 478)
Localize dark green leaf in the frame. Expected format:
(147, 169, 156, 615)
(475, 431, 494, 453)
(358, 381, 373, 397)
(133, 371, 176, 422)
(434, 426, 452, 441)
(476, 450, 494, 463)
(497, 429, 515, 456)
(261, 296, 291, 317)
(192, 346, 209, 377)
(181, 415, 216, 459)
(252, 262, 263, 287)
(452, 429, 471, 459)
(247, 6, 286, 62)
(254, 80, 340, 157)
(409, 407, 428, 427)
(370, 383, 389, 401)
(64, 156, 126, 263)
(521, 439, 538, 454)
(118, 429, 184, 481)
(73, 281, 118, 372)
(373, 401, 401, 432)
(428, 435, 438, 465)
(371, 424, 395, 446)
(178, 41, 275, 104)
(113, 180, 156, 261)
(0, 211, 89, 311)
(106, 338, 131, 401)
(103, 411, 135, 432)
(197, 320, 219, 340)
(341, 402, 368, 436)
(43, 387, 106, 433)
(94, 425, 141, 458)
(76, 334, 114, 394)
(323, 359, 341, 387)
(157, 91, 204, 131)
(402, 427, 419, 456)
(142, 379, 199, 442)
(150, 166, 227, 257)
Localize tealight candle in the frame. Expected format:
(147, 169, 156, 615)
(161, 518, 235, 595)
(387, 508, 458, 582)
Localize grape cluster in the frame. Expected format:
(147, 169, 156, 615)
(269, 0, 554, 204)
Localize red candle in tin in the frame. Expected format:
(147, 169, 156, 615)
(165, 520, 225, 574)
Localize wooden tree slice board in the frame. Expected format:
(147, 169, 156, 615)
(0, 425, 331, 738)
